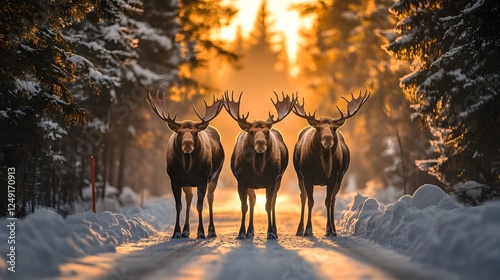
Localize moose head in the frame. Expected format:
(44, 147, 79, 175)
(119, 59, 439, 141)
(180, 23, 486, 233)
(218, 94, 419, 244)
(146, 92, 224, 154)
(293, 90, 370, 149)
(223, 91, 297, 154)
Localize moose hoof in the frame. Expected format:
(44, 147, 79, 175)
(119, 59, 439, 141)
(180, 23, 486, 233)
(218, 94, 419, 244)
(181, 230, 190, 238)
(236, 233, 247, 240)
(207, 226, 217, 238)
(246, 232, 254, 239)
(267, 232, 277, 240)
(172, 232, 182, 239)
(326, 231, 337, 237)
(296, 231, 304, 236)
(197, 232, 206, 239)
(303, 228, 313, 237)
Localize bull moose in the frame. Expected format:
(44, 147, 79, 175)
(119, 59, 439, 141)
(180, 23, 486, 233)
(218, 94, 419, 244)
(293, 90, 370, 237)
(223, 91, 297, 239)
(146, 92, 224, 239)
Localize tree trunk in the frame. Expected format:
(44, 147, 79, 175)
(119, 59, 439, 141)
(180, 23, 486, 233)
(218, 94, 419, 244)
(108, 144, 115, 187)
(102, 141, 109, 198)
(52, 168, 57, 208)
(395, 127, 407, 195)
(102, 143, 108, 200)
(117, 140, 127, 192)
(80, 155, 85, 200)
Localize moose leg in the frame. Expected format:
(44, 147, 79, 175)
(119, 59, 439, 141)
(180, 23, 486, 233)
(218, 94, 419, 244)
(246, 189, 256, 238)
(296, 177, 306, 236)
(196, 185, 207, 239)
(181, 187, 193, 238)
(325, 184, 335, 236)
(329, 181, 342, 236)
(304, 183, 314, 236)
(172, 185, 183, 238)
(272, 180, 281, 238)
(207, 181, 217, 238)
(237, 185, 248, 239)
(329, 196, 338, 236)
(266, 186, 277, 239)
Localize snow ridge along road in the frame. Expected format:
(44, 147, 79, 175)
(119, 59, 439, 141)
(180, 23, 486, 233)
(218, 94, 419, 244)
(59, 212, 454, 280)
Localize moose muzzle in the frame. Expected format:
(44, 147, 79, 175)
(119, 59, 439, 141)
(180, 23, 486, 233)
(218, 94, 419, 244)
(182, 133, 195, 154)
(254, 131, 267, 153)
(321, 128, 334, 149)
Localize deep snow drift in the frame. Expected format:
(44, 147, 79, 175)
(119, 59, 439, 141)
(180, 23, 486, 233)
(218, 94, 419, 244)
(340, 184, 500, 279)
(0, 196, 175, 279)
(1, 184, 499, 279)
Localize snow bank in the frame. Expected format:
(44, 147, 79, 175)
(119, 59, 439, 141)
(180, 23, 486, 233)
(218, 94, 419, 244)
(0, 197, 175, 278)
(119, 186, 142, 208)
(451, 180, 488, 205)
(71, 185, 121, 214)
(340, 184, 500, 279)
(67, 185, 141, 214)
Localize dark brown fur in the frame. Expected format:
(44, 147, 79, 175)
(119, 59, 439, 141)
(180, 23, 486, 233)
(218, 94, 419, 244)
(223, 91, 296, 239)
(292, 91, 369, 236)
(167, 123, 224, 239)
(146, 93, 225, 239)
(293, 122, 349, 236)
(231, 121, 288, 239)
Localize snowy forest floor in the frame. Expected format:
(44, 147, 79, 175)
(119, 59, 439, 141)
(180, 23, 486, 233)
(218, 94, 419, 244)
(56, 212, 454, 280)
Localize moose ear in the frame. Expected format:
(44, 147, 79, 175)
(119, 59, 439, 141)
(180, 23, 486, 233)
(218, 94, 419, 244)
(307, 119, 319, 127)
(238, 122, 251, 132)
(333, 119, 345, 128)
(167, 123, 180, 132)
(195, 122, 210, 131)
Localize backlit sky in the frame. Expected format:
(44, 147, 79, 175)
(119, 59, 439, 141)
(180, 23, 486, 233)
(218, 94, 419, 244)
(213, 0, 315, 77)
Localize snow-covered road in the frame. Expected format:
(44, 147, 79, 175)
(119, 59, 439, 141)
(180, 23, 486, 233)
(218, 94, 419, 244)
(3, 184, 496, 279)
(57, 213, 453, 280)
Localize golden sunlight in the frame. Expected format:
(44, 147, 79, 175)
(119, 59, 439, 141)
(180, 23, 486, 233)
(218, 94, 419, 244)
(213, 190, 301, 215)
(214, 0, 315, 77)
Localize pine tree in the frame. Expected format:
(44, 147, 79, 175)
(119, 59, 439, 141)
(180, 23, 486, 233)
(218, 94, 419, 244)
(0, 0, 238, 215)
(128, 0, 230, 195)
(174, 0, 237, 94)
(0, 0, 99, 216)
(57, 0, 237, 199)
(245, 0, 290, 88)
(218, 1, 290, 91)
(386, 0, 500, 201)
(112, 0, 237, 194)
(295, 0, 440, 193)
(56, 0, 146, 204)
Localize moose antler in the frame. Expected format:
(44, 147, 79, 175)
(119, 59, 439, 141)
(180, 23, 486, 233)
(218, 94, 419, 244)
(293, 90, 370, 126)
(146, 92, 181, 127)
(333, 90, 370, 124)
(192, 95, 224, 125)
(223, 90, 252, 127)
(266, 91, 298, 124)
(292, 96, 320, 126)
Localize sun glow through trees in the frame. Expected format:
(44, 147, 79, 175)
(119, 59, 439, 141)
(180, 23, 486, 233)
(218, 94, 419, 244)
(213, 0, 315, 77)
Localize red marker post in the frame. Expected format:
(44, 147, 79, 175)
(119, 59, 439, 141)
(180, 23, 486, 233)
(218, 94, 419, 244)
(90, 154, 96, 213)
